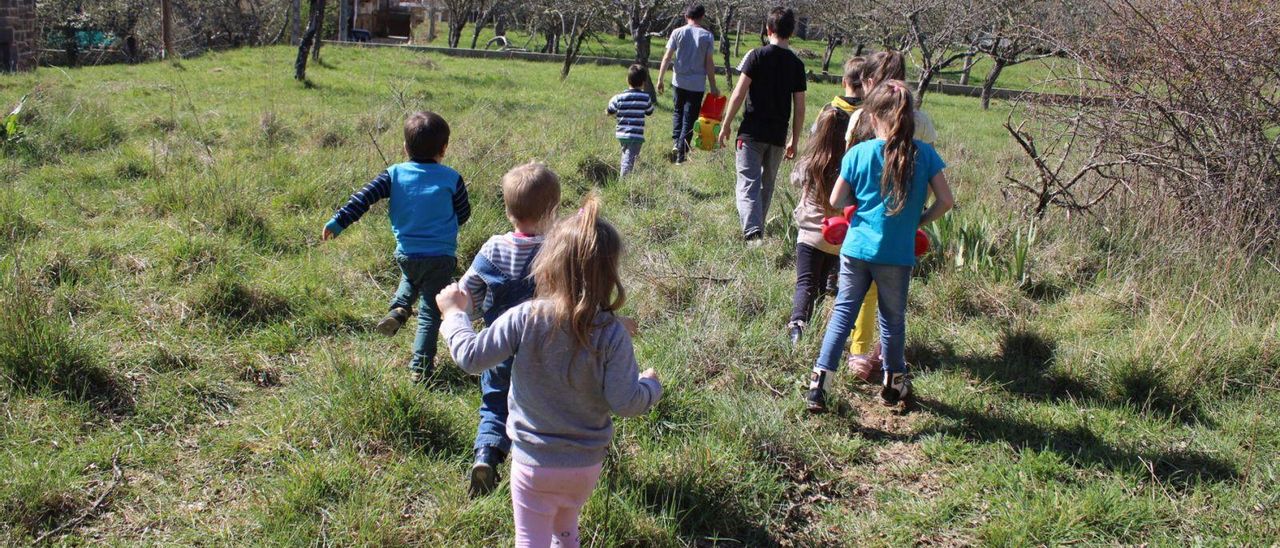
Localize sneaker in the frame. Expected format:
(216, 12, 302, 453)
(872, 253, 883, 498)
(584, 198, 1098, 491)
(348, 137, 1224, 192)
(805, 369, 832, 413)
(469, 446, 506, 498)
(409, 365, 433, 384)
(788, 321, 804, 346)
(881, 371, 912, 407)
(377, 307, 411, 337)
(848, 354, 883, 384)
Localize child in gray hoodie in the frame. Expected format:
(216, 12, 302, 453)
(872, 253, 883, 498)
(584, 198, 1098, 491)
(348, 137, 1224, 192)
(437, 196, 661, 548)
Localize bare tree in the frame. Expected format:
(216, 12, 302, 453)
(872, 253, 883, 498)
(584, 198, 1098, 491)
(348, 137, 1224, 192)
(971, 0, 1064, 109)
(295, 0, 326, 80)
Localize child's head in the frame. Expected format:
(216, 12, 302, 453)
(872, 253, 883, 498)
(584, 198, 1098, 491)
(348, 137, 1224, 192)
(502, 162, 561, 230)
(861, 50, 906, 95)
(765, 7, 796, 40)
(684, 4, 705, 22)
(532, 195, 626, 349)
(863, 80, 917, 216)
(626, 64, 648, 89)
(842, 56, 867, 97)
(802, 107, 851, 212)
(404, 111, 450, 162)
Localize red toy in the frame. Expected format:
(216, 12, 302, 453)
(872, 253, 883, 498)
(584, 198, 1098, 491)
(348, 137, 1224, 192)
(821, 205, 858, 245)
(915, 229, 930, 257)
(699, 94, 728, 120)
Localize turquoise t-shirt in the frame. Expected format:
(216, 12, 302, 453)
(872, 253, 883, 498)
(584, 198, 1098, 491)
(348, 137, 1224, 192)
(839, 139, 946, 266)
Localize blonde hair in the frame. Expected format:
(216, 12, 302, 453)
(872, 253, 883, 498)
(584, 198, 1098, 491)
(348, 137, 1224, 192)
(531, 194, 626, 350)
(502, 162, 562, 224)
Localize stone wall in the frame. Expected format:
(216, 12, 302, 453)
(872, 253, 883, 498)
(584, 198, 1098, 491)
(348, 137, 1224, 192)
(0, 0, 36, 72)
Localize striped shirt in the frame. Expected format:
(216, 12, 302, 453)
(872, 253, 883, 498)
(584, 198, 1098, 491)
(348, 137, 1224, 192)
(607, 89, 655, 141)
(459, 232, 545, 319)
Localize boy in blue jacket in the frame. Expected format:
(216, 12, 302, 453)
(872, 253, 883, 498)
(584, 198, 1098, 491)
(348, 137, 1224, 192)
(322, 111, 471, 383)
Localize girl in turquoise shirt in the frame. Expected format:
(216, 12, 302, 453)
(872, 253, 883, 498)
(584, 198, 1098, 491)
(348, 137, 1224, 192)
(806, 80, 955, 413)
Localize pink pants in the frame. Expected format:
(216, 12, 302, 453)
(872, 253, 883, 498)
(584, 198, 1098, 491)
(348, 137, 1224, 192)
(510, 460, 604, 548)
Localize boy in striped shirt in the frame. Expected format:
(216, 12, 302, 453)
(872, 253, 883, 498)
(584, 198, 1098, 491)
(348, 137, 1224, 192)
(606, 64, 656, 175)
(453, 162, 561, 497)
(322, 111, 470, 383)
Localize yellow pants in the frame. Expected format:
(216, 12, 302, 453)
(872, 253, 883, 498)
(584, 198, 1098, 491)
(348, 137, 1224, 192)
(848, 281, 879, 355)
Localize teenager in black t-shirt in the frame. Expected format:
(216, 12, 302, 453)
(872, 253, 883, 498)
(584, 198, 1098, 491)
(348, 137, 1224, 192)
(718, 6, 807, 242)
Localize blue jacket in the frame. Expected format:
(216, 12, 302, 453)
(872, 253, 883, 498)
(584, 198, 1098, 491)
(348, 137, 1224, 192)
(325, 161, 471, 257)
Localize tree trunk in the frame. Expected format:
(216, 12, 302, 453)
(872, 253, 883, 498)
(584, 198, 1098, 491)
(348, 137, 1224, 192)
(719, 16, 735, 88)
(290, 0, 302, 45)
(161, 0, 173, 59)
(853, 42, 864, 56)
(311, 0, 326, 61)
(821, 35, 838, 74)
(448, 19, 465, 48)
(295, 0, 324, 80)
(470, 10, 486, 49)
(338, 0, 349, 41)
(959, 50, 977, 85)
(734, 20, 742, 57)
(980, 59, 1006, 110)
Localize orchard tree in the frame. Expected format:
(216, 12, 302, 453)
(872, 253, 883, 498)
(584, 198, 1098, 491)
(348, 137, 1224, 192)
(971, 0, 1064, 108)
(294, 0, 326, 80)
(869, 0, 980, 98)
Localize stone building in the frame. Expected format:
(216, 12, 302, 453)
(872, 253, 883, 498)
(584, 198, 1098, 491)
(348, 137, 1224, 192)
(0, 0, 36, 71)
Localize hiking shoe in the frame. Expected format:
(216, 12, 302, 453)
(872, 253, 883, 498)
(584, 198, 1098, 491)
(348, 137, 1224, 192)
(881, 371, 913, 407)
(377, 307, 411, 337)
(469, 446, 506, 498)
(409, 365, 434, 384)
(788, 321, 805, 346)
(806, 369, 832, 414)
(849, 354, 883, 384)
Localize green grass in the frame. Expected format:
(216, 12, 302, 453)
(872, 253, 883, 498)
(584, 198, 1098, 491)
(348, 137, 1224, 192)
(0, 45, 1277, 545)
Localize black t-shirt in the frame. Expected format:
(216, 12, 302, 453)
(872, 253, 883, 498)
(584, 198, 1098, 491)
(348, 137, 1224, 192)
(737, 44, 808, 146)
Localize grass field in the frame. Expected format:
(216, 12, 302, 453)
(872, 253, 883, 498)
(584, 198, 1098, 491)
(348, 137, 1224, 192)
(1, 45, 1278, 546)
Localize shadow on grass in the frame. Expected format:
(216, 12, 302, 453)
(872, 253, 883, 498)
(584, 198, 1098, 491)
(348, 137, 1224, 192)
(908, 326, 1210, 425)
(916, 397, 1238, 489)
(607, 461, 775, 547)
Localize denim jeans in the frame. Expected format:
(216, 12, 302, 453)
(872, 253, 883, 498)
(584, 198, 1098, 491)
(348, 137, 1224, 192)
(790, 243, 839, 324)
(619, 140, 642, 176)
(672, 86, 704, 160)
(815, 255, 913, 374)
(475, 358, 513, 453)
(389, 254, 457, 373)
(734, 136, 785, 238)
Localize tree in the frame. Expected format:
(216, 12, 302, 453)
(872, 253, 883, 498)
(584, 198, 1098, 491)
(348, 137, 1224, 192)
(441, 0, 475, 47)
(971, 0, 1064, 109)
(295, 0, 326, 80)
(469, 0, 504, 49)
(867, 0, 979, 98)
(705, 0, 740, 87)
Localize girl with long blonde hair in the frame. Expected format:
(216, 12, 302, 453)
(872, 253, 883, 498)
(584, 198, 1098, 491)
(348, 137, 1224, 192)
(437, 195, 661, 548)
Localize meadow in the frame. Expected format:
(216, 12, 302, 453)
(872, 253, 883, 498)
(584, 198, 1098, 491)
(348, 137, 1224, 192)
(0, 45, 1277, 546)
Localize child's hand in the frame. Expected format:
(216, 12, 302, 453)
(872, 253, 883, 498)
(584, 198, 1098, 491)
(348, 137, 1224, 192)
(321, 227, 336, 241)
(619, 316, 640, 337)
(435, 284, 471, 316)
(640, 368, 659, 382)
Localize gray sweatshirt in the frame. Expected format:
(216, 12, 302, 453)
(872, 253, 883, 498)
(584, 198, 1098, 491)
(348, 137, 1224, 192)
(441, 301, 663, 467)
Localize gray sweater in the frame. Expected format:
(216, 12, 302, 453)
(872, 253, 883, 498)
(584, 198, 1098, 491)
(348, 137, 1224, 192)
(441, 301, 663, 467)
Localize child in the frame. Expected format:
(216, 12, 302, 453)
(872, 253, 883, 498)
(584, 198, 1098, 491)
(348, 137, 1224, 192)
(806, 80, 954, 413)
(607, 65, 656, 177)
(788, 107, 850, 345)
(456, 162, 561, 497)
(437, 197, 661, 548)
(322, 111, 470, 384)
(717, 6, 808, 244)
(810, 56, 866, 134)
(656, 3, 720, 164)
(844, 50, 940, 382)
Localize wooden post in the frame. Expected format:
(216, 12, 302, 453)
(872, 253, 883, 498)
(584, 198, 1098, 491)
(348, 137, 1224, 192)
(161, 0, 173, 58)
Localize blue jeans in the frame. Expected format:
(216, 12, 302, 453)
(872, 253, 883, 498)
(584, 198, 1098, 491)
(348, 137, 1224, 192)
(620, 140, 642, 176)
(671, 86, 704, 160)
(815, 255, 913, 374)
(475, 358, 512, 453)
(389, 254, 457, 373)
